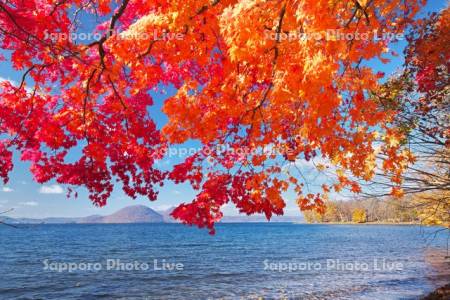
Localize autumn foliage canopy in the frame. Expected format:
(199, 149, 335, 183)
(0, 0, 440, 233)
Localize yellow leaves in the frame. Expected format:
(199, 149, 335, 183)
(168, 11, 180, 29)
(336, 168, 345, 178)
(112, 11, 173, 62)
(413, 192, 450, 227)
(316, 163, 326, 171)
(358, 0, 370, 6)
(403, 150, 416, 164)
(330, 153, 341, 165)
(125, 13, 169, 35)
(362, 152, 376, 180)
(352, 208, 366, 223)
(302, 50, 327, 81)
(372, 131, 380, 139)
(384, 130, 402, 148)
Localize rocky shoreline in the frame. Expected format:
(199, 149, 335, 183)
(423, 248, 450, 300)
(422, 284, 450, 300)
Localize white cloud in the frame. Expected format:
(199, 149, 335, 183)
(1, 187, 13, 193)
(20, 201, 38, 206)
(0, 77, 18, 86)
(0, 77, 33, 92)
(172, 190, 181, 195)
(39, 184, 64, 194)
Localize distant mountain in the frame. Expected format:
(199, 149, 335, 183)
(1, 205, 304, 224)
(35, 217, 81, 224)
(78, 215, 103, 223)
(91, 205, 164, 223)
(2, 205, 163, 224)
(2, 216, 81, 224)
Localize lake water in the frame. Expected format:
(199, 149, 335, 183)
(0, 224, 448, 299)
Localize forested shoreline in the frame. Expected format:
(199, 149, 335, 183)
(303, 194, 448, 226)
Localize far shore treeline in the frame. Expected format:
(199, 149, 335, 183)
(303, 193, 449, 226)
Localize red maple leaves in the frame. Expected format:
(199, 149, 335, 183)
(0, 0, 433, 233)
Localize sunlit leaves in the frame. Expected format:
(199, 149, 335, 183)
(0, 0, 429, 233)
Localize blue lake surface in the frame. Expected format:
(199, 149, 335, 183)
(0, 224, 448, 299)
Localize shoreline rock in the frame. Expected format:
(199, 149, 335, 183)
(421, 284, 450, 300)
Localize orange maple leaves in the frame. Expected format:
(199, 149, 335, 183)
(0, 0, 427, 232)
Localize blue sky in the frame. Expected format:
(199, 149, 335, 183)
(0, 1, 446, 218)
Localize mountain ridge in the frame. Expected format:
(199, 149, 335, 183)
(1, 205, 304, 224)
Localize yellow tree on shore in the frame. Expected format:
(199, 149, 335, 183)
(352, 208, 367, 223)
